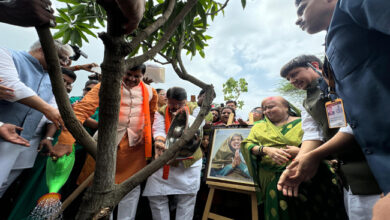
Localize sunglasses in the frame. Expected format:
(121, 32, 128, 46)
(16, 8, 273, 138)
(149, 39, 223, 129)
(83, 87, 92, 91)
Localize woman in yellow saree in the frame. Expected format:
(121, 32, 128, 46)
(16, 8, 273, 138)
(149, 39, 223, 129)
(241, 96, 346, 220)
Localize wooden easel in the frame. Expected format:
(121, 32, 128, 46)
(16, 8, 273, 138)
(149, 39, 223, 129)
(202, 181, 258, 220)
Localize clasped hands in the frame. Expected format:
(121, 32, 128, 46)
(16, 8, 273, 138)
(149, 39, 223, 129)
(276, 151, 321, 197)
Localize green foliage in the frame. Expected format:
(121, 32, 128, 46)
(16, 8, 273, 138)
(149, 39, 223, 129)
(53, 0, 105, 47)
(222, 77, 248, 109)
(53, 0, 245, 59)
(275, 80, 305, 105)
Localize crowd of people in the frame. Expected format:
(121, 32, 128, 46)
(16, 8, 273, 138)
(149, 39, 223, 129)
(0, 0, 389, 219)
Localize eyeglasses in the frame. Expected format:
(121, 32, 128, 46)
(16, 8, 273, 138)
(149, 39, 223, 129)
(58, 53, 71, 66)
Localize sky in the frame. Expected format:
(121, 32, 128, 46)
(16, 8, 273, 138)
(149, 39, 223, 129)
(0, 0, 326, 117)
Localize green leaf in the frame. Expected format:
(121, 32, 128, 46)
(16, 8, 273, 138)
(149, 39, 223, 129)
(62, 29, 71, 44)
(241, 0, 247, 8)
(77, 24, 97, 37)
(199, 50, 205, 58)
(57, 9, 71, 23)
(76, 28, 89, 44)
(69, 4, 86, 16)
(57, 0, 80, 4)
(53, 25, 69, 39)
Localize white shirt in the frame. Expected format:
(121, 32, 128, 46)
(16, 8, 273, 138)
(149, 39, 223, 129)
(0, 48, 35, 102)
(143, 114, 201, 196)
(301, 108, 353, 143)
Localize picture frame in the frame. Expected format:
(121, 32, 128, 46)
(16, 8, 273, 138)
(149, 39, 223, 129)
(206, 127, 254, 186)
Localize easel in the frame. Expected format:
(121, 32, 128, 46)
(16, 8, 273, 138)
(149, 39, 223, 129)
(202, 181, 258, 220)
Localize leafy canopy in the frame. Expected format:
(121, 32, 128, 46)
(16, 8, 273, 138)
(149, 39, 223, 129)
(222, 77, 248, 109)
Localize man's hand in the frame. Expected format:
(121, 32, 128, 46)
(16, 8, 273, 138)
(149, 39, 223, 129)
(42, 106, 65, 130)
(0, 123, 30, 146)
(38, 138, 53, 155)
(74, 63, 99, 73)
(237, 118, 248, 126)
(49, 143, 73, 158)
(0, 84, 14, 100)
(283, 145, 300, 158)
(0, 0, 55, 27)
(263, 147, 291, 165)
(154, 141, 166, 159)
(277, 152, 321, 197)
(97, 0, 145, 34)
(372, 193, 390, 220)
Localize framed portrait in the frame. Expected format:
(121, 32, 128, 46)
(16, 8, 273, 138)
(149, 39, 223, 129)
(206, 127, 254, 186)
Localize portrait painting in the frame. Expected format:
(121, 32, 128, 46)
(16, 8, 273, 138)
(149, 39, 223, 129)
(207, 128, 254, 186)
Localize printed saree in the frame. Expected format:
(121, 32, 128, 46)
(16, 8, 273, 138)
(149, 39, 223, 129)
(241, 117, 347, 220)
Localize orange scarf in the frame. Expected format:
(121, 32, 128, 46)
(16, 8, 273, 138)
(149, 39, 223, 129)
(140, 81, 152, 159)
(162, 105, 190, 179)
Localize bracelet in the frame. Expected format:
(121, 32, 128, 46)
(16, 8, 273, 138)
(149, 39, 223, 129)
(46, 137, 54, 141)
(260, 145, 265, 155)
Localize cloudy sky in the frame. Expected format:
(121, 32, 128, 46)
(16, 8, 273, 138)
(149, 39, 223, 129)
(0, 0, 326, 117)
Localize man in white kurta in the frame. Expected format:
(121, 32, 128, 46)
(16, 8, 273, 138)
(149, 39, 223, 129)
(0, 44, 69, 197)
(143, 87, 202, 220)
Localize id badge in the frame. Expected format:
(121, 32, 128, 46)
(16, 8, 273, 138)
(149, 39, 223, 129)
(325, 98, 347, 128)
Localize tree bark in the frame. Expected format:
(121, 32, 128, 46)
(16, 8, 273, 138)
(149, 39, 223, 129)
(36, 0, 220, 219)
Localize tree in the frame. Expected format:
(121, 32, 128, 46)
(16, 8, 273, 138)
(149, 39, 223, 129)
(275, 79, 305, 105)
(36, 0, 246, 219)
(222, 77, 248, 109)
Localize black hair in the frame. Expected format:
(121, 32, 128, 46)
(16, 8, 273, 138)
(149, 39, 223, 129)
(130, 64, 146, 74)
(61, 67, 77, 81)
(225, 100, 237, 106)
(156, 88, 164, 94)
(220, 106, 236, 119)
(166, 87, 187, 101)
(251, 107, 262, 112)
(85, 79, 99, 88)
(280, 55, 323, 78)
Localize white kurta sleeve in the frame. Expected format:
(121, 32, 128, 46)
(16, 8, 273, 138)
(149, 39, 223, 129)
(0, 48, 36, 102)
(40, 96, 58, 124)
(153, 112, 166, 138)
(339, 124, 353, 135)
(301, 108, 325, 142)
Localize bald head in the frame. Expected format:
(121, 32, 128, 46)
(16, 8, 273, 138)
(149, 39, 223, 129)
(261, 96, 289, 108)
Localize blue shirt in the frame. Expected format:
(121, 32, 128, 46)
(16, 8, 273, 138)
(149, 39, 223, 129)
(326, 0, 390, 193)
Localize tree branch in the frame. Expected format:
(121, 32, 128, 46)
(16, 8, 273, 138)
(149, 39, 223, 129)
(171, 29, 208, 88)
(35, 26, 97, 158)
(125, 0, 198, 69)
(122, 0, 176, 56)
(206, 0, 230, 16)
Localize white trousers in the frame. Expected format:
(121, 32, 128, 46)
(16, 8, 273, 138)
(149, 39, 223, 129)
(0, 168, 23, 198)
(148, 194, 197, 220)
(343, 188, 380, 220)
(110, 185, 141, 220)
